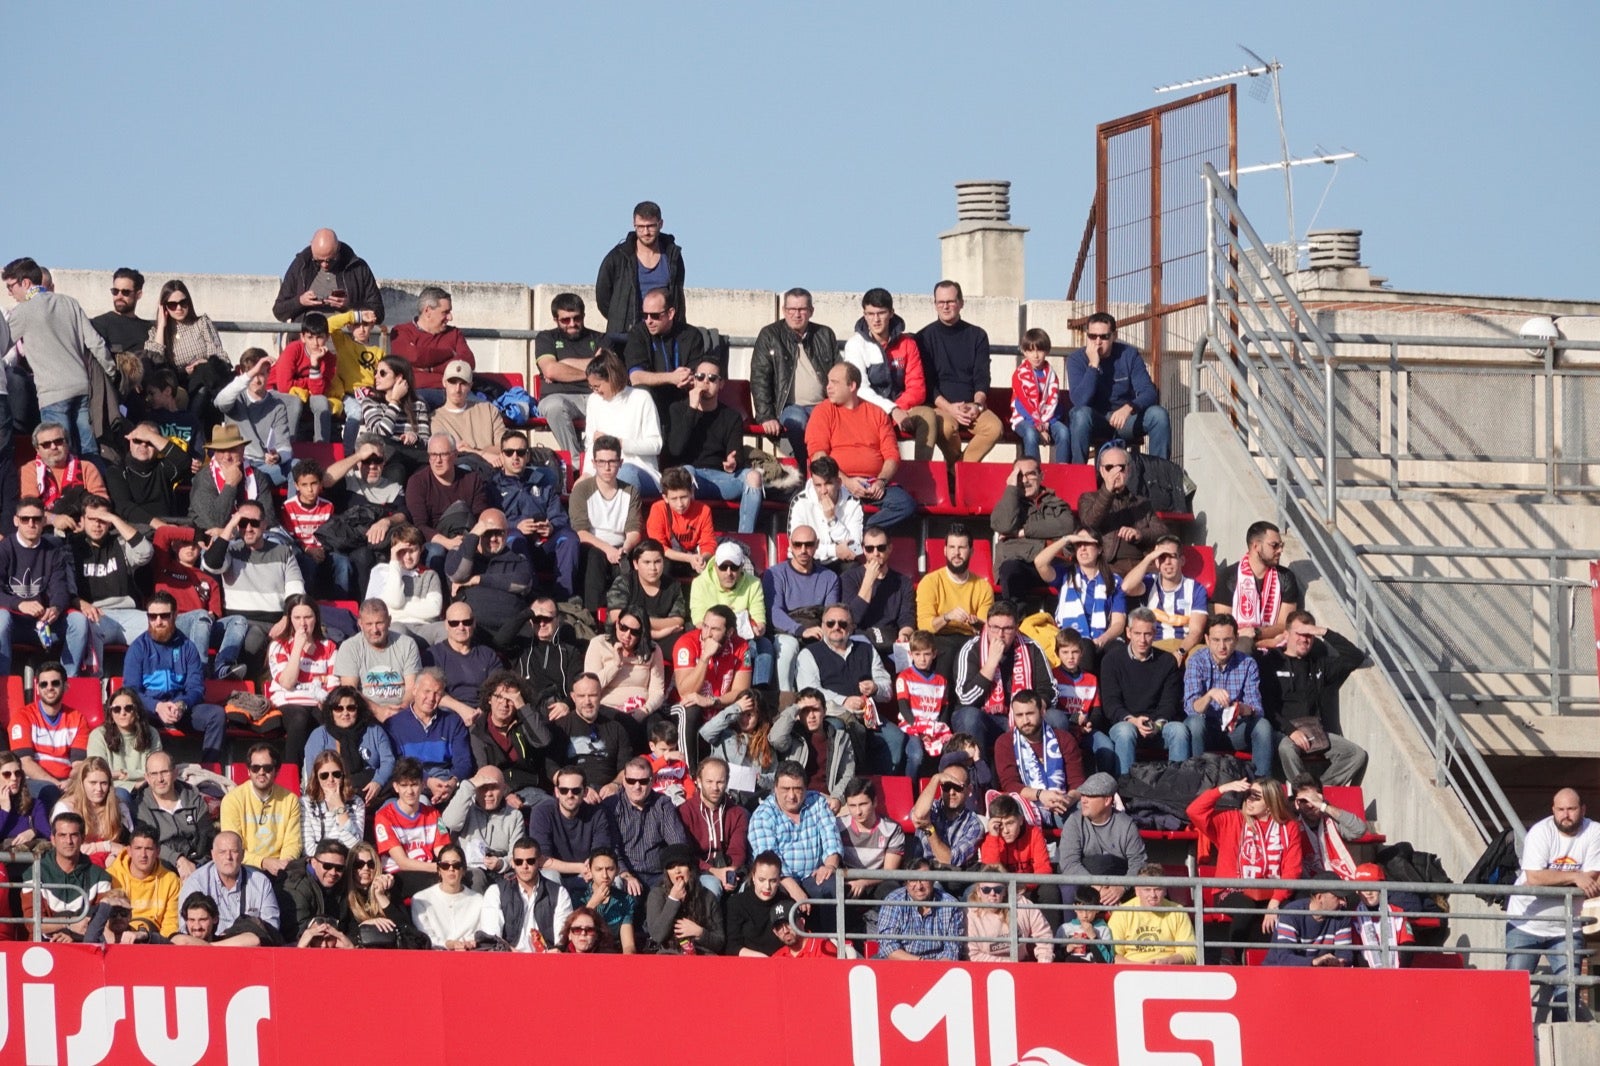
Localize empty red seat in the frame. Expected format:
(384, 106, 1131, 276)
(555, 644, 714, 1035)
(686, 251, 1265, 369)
(873, 775, 917, 832)
(1040, 463, 1097, 510)
(926, 537, 995, 586)
(953, 462, 1016, 516)
(290, 441, 345, 466)
(892, 460, 957, 515)
(725, 532, 770, 573)
(1183, 545, 1217, 596)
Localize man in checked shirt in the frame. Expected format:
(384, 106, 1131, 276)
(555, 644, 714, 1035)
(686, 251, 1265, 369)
(1182, 615, 1272, 778)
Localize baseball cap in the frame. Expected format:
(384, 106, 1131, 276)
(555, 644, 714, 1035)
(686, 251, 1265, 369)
(1352, 863, 1384, 882)
(443, 360, 474, 384)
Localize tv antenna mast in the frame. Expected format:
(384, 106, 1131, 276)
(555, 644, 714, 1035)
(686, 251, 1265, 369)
(1156, 47, 1358, 265)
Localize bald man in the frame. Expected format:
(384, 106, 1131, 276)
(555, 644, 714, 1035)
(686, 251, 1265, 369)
(1505, 788, 1600, 1021)
(273, 227, 384, 324)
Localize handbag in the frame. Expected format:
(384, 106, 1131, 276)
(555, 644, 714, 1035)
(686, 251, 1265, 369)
(1288, 716, 1331, 755)
(357, 923, 398, 948)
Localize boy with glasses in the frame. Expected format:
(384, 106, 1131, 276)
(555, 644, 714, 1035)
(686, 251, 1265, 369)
(570, 434, 643, 611)
(1064, 311, 1171, 464)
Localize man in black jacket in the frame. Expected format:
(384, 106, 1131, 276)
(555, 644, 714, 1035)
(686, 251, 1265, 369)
(750, 288, 840, 466)
(517, 596, 584, 715)
(470, 671, 559, 810)
(1260, 610, 1368, 785)
(622, 287, 707, 419)
(662, 357, 764, 534)
(594, 201, 685, 343)
(278, 840, 351, 942)
(105, 422, 192, 527)
(1101, 609, 1187, 774)
(272, 228, 383, 324)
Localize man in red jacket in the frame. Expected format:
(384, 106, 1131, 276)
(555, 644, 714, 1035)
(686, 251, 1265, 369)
(152, 526, 248, 680)
(390, 286, 474, 398)
(677, 756, 749, 898)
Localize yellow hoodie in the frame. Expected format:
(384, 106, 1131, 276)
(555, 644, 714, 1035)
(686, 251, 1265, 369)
(327, 310, 384, 396)
(108, 850, 182, 937)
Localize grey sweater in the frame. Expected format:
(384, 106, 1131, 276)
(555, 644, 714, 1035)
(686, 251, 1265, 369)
(1055, 809, 1148, 877)
(7, 291, 115, 407)
(440, 781, 528, 866)
(215, 373, 293, 467)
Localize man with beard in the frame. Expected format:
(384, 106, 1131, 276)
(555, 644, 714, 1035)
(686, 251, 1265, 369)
(916, 524, 994, 680)
(533, 293, 605, 457)
(994, 690, 1086, 829)
(92, 267, 154, 353)
(951, 601, 1054, 763)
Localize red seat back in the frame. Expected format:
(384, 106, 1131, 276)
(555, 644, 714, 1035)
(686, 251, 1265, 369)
(1040, 463, 1097, 510)
(720, 380, 755, 423)
(926, 537, 995, 586)
(891, 460, 952, 512)
(725, 533, 770, 574)
(953, 462, 1015, 516)
(873, 775, 917, 832)
(1183, 545, 1218, 597)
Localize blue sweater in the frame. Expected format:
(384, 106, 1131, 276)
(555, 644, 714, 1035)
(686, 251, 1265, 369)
(383, 709, 473, 781)
(761, 562, 841, 638)
(1065, 341, 1160, 414)
(302, 723, 396, 788)
(123, 632, 206, 714)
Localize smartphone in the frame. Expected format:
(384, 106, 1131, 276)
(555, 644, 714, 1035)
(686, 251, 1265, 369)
(330, 289, 347, 300)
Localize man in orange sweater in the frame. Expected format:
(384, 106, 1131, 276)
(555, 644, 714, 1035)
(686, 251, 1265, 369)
(803, 363, 914, 530)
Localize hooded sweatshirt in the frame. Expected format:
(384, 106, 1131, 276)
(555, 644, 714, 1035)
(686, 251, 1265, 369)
(842, 315, 926, 414)
(107, 848, 182, 937)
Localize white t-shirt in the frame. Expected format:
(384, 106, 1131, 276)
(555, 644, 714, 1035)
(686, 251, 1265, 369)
(1506, 816, 1600, 938)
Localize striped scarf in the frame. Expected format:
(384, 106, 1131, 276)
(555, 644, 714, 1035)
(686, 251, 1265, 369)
(1231, 561, 1280, 629)
(1010, 362, 1060, 430)
(1054, 567, 1114, 639)
(1239, 815, 1292, 880)
(980, 629, 1036, 715)
(32, 457, 82, 509)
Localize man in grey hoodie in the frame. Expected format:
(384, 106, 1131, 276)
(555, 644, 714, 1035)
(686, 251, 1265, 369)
(2, 257, 117, 457)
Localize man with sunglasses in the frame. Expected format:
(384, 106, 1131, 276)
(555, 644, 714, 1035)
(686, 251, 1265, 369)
(0, 499, 89, 677)
(428, 600, 506, 724)
(91, 268, 153, 353)
(22, 423, 108, 532)
(478, 836, 574, 952)
(534, 293, 605, 457)
(8, 662, 87, 802)
(1064, 312, 1170, 465)
(201, 499, 304, 672)
(994, 457, 1078, 607)
(839, 527, 915, 651)
(107, 421, 192, 529)
(529, 764, 618, 899)
(517, 595, 584, 716)
(763, 525, 842, 697)
(468, 673, 558, 810)
(491, 429, 577, 599)
(2, 256, 115, 458)
(796, 605, 896, 772)
(1078, 443, 1168, 579)
(603, 755, 688, 897)
(662, 357, 765, 534)
(124, 591, 225, 766)
(278, 838, 350, 941)
(623, 286, 708, 420)
(219, 743, 303, 877)
(909, 762, 984, 868)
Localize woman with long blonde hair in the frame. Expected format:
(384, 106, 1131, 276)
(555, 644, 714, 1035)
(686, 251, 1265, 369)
(53, 757, 131, 861)
(963, 863, 1055, 963)
(342, 841, 416, 946)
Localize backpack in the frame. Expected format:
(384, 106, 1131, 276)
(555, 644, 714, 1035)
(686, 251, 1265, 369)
(1127, 452, 1194, 514)
(524, 445, 570, 492)
(1462, 826, 1522, 905)
(492, 386, 537, 426)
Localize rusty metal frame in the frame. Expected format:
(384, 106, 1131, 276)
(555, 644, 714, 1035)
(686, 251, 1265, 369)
(1070, 86, 1237, 380)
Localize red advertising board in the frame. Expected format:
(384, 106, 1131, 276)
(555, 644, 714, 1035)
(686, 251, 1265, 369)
(0, 944, 1533, 1065)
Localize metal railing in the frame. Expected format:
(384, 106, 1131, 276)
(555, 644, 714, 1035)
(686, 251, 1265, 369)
(1193, 163, 1523, 846)
(1354, 543, 1598, 718)
(798, 868, 1592, 1014)
(1, 848, 90, 941)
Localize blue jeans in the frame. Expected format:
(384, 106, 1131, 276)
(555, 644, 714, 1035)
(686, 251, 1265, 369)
(1016, 418, 1070, 463)
(867, 720, 906, 776)
(951, 706, 1007, 770)
(0, 608, 89, 677)
(776, 404, 813, 464)
(1505, 924, 1589, 1020)
(856, 483, 916, 530)
(749, 636, 775, 688)
(178, 609, 249, 676)
(1107, 718, 1193, 775)
(616, 464, 660, 498)
(40, 397, 96, 458)
(296, 546, 357, 598)
(1085, 731, 1118, 774)
(774, 634, 804, 693)
(692, 466, 763, 534)
(341, 397, 365, 451)
(88, 607, 148, 671)
(1187, 713, 1276, 778)
(1067, 404, 1172, 465)
(255, 459, 289, 487)
(147, 700, 227, 765)
(510, 527, 580, 601)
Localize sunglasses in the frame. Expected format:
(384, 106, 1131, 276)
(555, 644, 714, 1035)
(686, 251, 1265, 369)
(790, 540, 817, 549)
(555, 786, 584, 796)
(16, 514, 44, 523)
(822, 619, 850, 629)
(556, 315, 583, 326)
(977, 885, 1004, 896)
(624, 777, 651, 786)
(37, 679, 64, 689)
(110, 287, 136, 296)
(641, 310, 668, 321)
(436, 861, 464, 871)
(317, 860, 346, 873)
(568, 926, 597, 934)
(0, 770, 20, 779)
(248, 763, 276, 773)
(1085, 331, 1113, 341)
(501, 448, 528, 457)
(352, 858, 376, 871)
(482, 530, 505, 539)
(110, 703, 139, 713)
(317, 770, 344, 781)
(692, 372, 721, 383)
(1100, 463, 1126, 472)
(862, 544, 888, 554)
(164, 299, 190, 310)
(511, 856, 540, 867)
(446, 619, 474, 628)
(717, 562, 740, 572)
(533, 614, 556, 625)
(333, 702, 359, 712)
(37, 438, 67, 449)
(236, 518, 261, 529)
(616, 622, 641, 635)
(147, 611, 173, 621)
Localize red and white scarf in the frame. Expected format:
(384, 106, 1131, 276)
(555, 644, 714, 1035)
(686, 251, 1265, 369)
(1308, 816, 1359, 880)
(981, 629, 1035, 715)
(1231, 561, 1281, 629)
(1238, 815, 1292, 879)
(210, 458, 260, 502)
(32, 457, 83, 509)
(1010, 363, 1060, 430)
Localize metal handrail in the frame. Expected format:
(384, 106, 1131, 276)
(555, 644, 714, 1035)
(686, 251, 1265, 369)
(1, 848, 91, 941)
(800, 867, 1589, 1008)
(1194, 164, 1523, 846)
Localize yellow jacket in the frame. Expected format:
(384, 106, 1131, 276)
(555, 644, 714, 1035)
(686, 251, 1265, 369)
(220, 784, 304, 866)
(327, 310, 384, 396)
(107, 849, 182, 937)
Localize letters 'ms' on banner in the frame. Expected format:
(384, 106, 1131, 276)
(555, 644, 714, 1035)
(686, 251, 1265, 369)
(0, 945, 1533, 1065)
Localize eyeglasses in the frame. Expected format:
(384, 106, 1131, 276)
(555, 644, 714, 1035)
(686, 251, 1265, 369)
(236, 518, 261, 529)
(128, 437, 155, 447)
(624, 777, 651, 786)
(616, 622, 641, 635)
(37, 438, 67, 449)
(692, 373, 721, 383)
(36, 679, 63, 689)
(555, 786, 584, 796)
(641, 311, 668, 321)
(511, 856, 540, 867)
(164, 299, 190, 310)
(16, 514, 43, 524)
(568, 926, 597, 935)
(446, 618, 474, 628)
(501, 448, 528, 457)
(862, 544, 888, 553)
(317, 770, 344, 781)
(593, 457, 621, 467)
(436, 861, 464, 871)
(823, 619, 850, 629)
(533, 614, 556, 625)
(1085, 331, 1113, 341)
(317, 859, 345, 873)
(944, 782, 967, 792)
(248, 763, 276, 773)
(147, 611, 173, 621)
(352, 858, 376, 871)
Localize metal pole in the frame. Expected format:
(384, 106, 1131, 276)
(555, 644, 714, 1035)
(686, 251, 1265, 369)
(835, 872, 847, 955)
(1007, 881, 1020, 963)
(1388, 342, 1400, 500)
(1544, 338, 1556, 500)
(1324, 359, 1337, 520)
(1205, 178, 1218, 342)
(1191, 878, 1208, 962)
(1378, 886, 1391, 969)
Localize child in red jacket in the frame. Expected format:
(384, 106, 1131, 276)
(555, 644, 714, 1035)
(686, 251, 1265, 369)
(272, 311, 343, 443)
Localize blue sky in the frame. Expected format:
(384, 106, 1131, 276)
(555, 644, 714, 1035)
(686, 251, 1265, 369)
(11, 1, 1597, 301)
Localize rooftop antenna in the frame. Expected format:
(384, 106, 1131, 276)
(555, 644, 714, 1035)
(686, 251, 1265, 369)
(1155, 47, 1357, 266)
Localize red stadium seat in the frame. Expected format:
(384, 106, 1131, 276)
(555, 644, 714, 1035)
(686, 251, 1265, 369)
(1040, 463, 1097, 510)
(719, 380, 764, 436)
(892, 461, 957, 515)
(887, 535, 921, 577)
(725, 532, 770, 573)
(291, 441, 345, 466)
(1183, 546, 1217, 597)
(1322, 785, 1387, 844)
(982, 388, 1018, 440)
(926, 537, 994, 585)
(873, 775, 917, 832)
(227, 761, 303, 795)
(475, 371, 526, 391)
(953, 462, 1015, 516)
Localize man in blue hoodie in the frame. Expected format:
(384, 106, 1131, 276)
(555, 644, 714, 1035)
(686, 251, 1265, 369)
(123, 591, 225, 765)
(1064, 312, 1171, 464)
